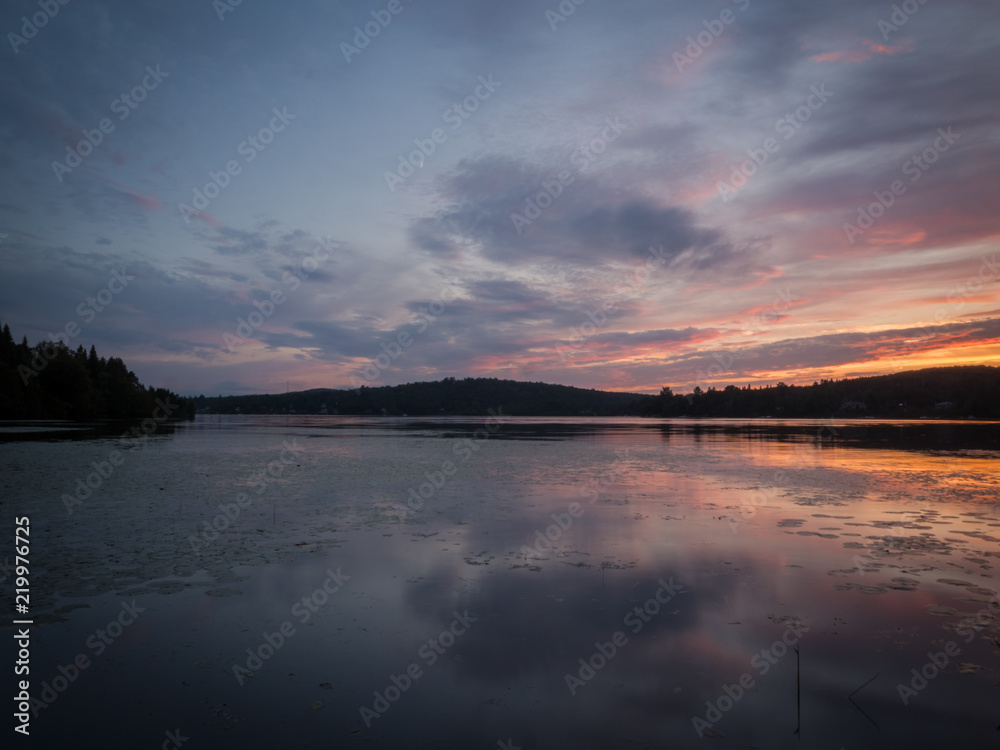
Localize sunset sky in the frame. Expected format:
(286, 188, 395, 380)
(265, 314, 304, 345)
(1, 0, 998, 395)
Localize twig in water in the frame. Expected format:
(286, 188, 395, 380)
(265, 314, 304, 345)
(794, 645, 801, 740)
(848, 672, 880, 730)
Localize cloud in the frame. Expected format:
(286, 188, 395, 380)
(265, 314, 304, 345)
(810, 39, 915, 64)
(2, 0, 998, 394)
(211, 227, 270, 256)
(413, 156, 730, 270)
(648, 317, 1000, 387)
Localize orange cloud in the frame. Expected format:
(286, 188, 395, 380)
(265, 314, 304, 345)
(811, 39, 914, 64)
(863, 228, 928, 248)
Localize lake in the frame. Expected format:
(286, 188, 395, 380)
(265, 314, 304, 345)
(2, 416, 999, 748)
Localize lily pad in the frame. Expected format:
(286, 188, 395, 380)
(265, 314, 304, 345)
(926, 604, 958, 616)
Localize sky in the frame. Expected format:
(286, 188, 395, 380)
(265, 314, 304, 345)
(1, 0, 998, 396)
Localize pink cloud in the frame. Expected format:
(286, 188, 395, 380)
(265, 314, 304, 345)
(811, 39, 915, 64)
(94, 176, 163, 212)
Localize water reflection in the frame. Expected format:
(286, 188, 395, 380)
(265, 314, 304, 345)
(2, 417, 996, 748)
(0, 418, 183, 443)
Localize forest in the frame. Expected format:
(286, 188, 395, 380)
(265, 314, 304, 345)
(193, 377, 641, 417)
(0, 322, 195, 420)
(194, 366, 999, 419)
(635, 366, 1000, 419)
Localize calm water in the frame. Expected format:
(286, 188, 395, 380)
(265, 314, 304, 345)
(2, 416, 998, 749)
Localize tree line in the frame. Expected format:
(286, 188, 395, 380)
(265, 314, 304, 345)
(194, 377, 642, 416)
(0, 322, 194, 420)
(635, 366, 999, 419)
(195, 366, 999, 418)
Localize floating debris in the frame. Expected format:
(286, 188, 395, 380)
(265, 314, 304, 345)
(967, 586, 999, 597)
(956, 663, 984, 674)
(835, 582, 887, 595)
(926, 604, 958, 616)
(204, 588, 243, 597)
(885, 577, 920, 591)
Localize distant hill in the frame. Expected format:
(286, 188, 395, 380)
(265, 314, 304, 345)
(195, 366, 1000, 419)
(637, 366, 1000, 419)
(194, 377, 645, 416)
(0, 322, 195, 421)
